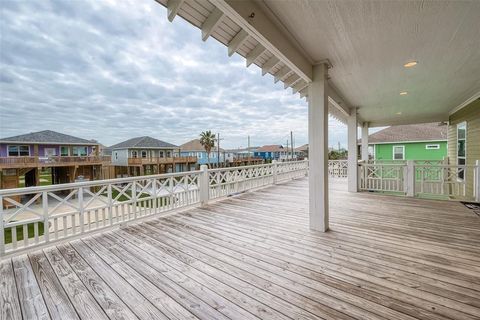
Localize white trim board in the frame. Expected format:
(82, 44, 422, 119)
(449, 92, 480, 115)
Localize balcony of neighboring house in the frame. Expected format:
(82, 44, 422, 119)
(127, 155, 198, 166)
(0, 155, 111, 169)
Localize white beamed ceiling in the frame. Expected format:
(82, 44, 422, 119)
(261, 0, 480, 126)
(156, 0, 480, 127)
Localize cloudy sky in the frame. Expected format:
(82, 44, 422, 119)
(0, 0, 349, 149)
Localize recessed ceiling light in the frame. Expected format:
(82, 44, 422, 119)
(396, 112, 402, 115)
(404, 61, 418, 68)
(400, 91, 408, 95)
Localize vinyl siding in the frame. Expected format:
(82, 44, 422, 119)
(448, 99, 480, 198)
(374, 141, 447, 161)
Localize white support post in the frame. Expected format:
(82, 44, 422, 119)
(308, 63, 329, 232)
(78, 187, 84, 234)
(475, 160, 480, 202)
(361, 122, 369, 161)
(42, 191, 49, 244)
(272, 160, 278, 184)
(347, 110, 358, 192)
(199, 165, 210, 206)
(406, 160, 415, 197)
(107, 184, 113, 226)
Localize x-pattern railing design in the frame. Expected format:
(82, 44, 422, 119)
(0, 161, 308, 257)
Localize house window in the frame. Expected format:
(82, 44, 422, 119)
(457, 122, 466, 179)
(159, 151, 164, 158)
(425, 144, 440, 150)
(60, 146, 70, 156)
(8, 145, 30, 157)
(131, 150, 138, 158)
(166, 151, 171, 157)
(393, 146, 405, 160)
(141, 150, 147, 158)
(114, 152, 118, 160)
(72, 146, 87, 156)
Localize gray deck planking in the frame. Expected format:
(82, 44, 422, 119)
(1, 178, 480, 320)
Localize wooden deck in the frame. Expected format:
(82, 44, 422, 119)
(2, 178, 480, 320)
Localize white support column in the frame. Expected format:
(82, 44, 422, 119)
(475, 160, 480, 202)
(308, 63, 329, 232)
(347, 110, 358, 192)
(361, 122, 369, 161)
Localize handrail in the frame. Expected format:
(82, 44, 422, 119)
(0, 160, 309, 257)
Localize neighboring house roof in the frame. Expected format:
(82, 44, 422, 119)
(224, 147, 259, 153)
(295, 144, 309, 152)
(110, 136, 178, 150)
(0, 130, 97, 145)
(359, 123, 448, 144)
(180, 139, 225, 152)
(256, 145, 285, 152)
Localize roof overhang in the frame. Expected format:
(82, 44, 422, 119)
(0, 141, 98, 146)
(155, 0, 480, 127)
(156, 0, 352, 124)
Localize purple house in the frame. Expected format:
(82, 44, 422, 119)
(0, 130, 106, 189)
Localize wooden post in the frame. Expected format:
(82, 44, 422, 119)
(272, 160, 278, 184)
(78, 187, 84, 234)
(199, 165, 210, 206)
(42, 191, 49, 244)
(406, 160, 415, 197)
(347, 110, 358, 192)
(0, 195, 4, 256)
(308, 63, 329, 232)
(475, 160, 480, 202)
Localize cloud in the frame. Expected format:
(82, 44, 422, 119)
(0, 0, 349, 148)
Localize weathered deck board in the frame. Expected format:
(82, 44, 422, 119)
(2, 178, 480, 319)
(0, 259, 22, 320)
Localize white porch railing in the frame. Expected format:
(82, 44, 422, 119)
(359, 163, 405, 193)
(328, 160, 348, 178)
(359, 160, 480, 201)
(0, 160, 308, 257)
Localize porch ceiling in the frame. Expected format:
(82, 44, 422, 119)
(155, 0, 480, 126)
(260, 0, 480, 126)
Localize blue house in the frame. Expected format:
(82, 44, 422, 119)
(254, 145, 288, 160)
(180, 139, 225, 167)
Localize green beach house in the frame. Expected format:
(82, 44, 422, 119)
(362, 123, 448, 161)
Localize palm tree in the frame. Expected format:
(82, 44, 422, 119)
(199, 131, 216, 167)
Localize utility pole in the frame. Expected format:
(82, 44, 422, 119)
(286, 139, 289, 162)
(217, 133, 221, 168)
(290, 131, 294, 160)
(247, 135, 251, 164)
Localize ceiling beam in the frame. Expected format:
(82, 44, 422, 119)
(246, 44, 266, 67)
(166, 0, 185, 22)
(284, 74, 300, 89)
(211, 0, 312, 82)
(261, 56, 280, 76)
(299, 87, 308, 99)
(327, 84, 351, 117)
(292, 80, 308, 94)
(228, 29, 249, 57)
(201, 8, 224, 41)
(273, 66, 290, 83)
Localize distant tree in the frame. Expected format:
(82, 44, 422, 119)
(199, 130, 216, 167)
(329, 149, 348, 160)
